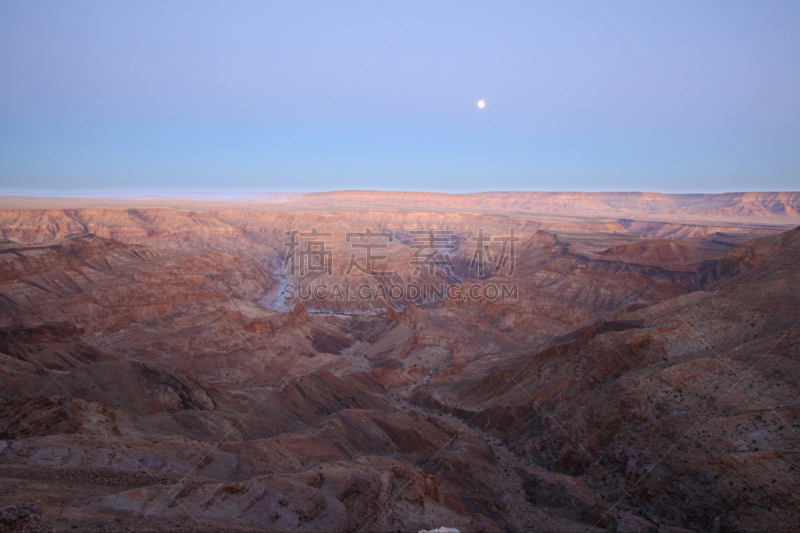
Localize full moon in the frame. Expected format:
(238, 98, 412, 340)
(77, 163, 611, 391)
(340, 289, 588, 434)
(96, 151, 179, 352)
(477, 100, 485, 109)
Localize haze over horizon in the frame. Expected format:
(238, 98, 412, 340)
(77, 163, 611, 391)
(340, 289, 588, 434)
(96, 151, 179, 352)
(5, 189, 800, 201)
(2, 0, 799, 197)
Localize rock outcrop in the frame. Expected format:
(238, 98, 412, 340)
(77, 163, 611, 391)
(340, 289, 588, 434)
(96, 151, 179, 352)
(0, 198, 797, 531)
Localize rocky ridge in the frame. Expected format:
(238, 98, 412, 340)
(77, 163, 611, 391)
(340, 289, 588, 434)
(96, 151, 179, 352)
(0, 200, 797, 531)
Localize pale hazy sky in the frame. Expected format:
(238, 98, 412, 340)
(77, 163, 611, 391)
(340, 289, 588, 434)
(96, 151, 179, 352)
(1, 0, 799, 195)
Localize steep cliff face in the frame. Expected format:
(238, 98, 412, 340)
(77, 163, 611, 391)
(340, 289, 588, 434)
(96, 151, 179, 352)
(0, 233, 273, 330)
(0, 233, 364, 386)
(597, 238, 710, 265)
(414, 228, 800, 531)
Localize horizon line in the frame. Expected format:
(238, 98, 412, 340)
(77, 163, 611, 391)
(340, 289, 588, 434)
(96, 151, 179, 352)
(2, 189, 799, 200)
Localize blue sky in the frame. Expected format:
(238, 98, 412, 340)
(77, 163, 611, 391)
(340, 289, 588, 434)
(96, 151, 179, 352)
(1, 0, 799, 196)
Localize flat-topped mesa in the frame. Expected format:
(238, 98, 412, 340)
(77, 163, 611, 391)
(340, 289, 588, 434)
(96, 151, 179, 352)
(597, 238, 709, 265)
(298, 190, 800, 224)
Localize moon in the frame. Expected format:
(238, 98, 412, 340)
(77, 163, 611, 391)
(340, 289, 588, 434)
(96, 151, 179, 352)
(477, 100, 486, 109)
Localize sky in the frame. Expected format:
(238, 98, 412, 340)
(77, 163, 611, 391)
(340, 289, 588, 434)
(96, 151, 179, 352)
(1, 0, 799, 196)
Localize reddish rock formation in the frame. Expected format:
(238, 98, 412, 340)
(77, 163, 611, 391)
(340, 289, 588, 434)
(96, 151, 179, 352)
(0, 197, 797, 531)
(598, 238, 710, 265)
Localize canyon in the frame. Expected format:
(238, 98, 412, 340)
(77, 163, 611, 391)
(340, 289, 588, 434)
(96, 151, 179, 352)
(0, 191, 798, 532)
